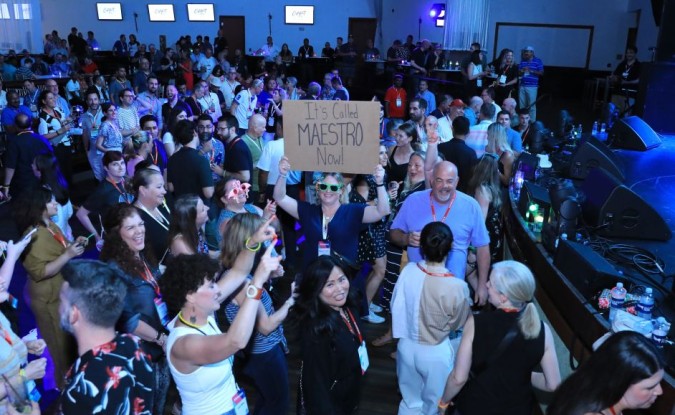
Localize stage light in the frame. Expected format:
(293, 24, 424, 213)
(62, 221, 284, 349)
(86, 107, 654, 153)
(429, 3, 445, 19)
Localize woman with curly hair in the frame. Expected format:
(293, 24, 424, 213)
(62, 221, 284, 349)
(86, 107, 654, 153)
(291, 255, 366, 415)
(14, 187, 86, 388)
(221, 213, 293, 415)
(99, 203, 170, 414)
(167, 194, 211, 256)
(159, 222, 280, 415)
(32, 152, 73, 241)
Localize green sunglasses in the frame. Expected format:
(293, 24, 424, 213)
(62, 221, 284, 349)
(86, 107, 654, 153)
(317, 183, 343, 192)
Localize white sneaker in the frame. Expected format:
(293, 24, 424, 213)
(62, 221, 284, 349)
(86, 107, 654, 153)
(369, 303, 383, 313)
(361, 310, 385, 324)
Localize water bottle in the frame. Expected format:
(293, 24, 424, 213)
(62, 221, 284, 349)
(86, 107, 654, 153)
(609, 282, 627, 323)
(636, 288, 654, 320)
(652, 317, 670, 348)
(591, 121, 598, 137)
(600, 122, 606, 134)
(577, 124, 583, 137)
(555, 232, 567, 250)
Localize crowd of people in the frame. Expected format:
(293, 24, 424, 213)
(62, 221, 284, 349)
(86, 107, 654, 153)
(0, 26, 664, 415)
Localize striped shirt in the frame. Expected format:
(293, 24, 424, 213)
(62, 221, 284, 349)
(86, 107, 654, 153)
(225, 277, 287, 354)
(518, 57, 544, 87)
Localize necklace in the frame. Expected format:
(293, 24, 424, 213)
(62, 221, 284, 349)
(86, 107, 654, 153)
(177, 311, 215, 335)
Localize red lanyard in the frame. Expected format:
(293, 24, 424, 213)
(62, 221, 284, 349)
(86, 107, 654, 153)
(107, 178, 130, 203)
(141, 261, 161, 297)
(608, 406, 617, 415)
(340, 309, 363, 343)
(45, 224, 67, 248)
(430, 192, 456, 223)
(1, 328, 13, 346)
(149, 144, 159, 165)
(417, 262, 454, 277)
(501, 307, 521, 313)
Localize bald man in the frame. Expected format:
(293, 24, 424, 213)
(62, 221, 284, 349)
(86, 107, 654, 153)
(390, 161, 490, 305)
(502, 97, 519, 129)
(242, 113, 267, 204)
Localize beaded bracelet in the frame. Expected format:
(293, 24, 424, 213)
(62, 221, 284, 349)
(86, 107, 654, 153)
(245, 237, 262, 252)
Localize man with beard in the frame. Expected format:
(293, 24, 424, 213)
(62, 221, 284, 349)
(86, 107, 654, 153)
(196, 114, 225, 184)
(133, 58, 152, 94)
(60, 260, 153, 414)
(161, 84, 192, 125)
(219, 114, 252, 184)
(109, 66, 132, 106)
(137, 75, 163, 130)
(81, 90, 105, 180)
(409, 97, 427, 151)
(389, 161, 490, 305)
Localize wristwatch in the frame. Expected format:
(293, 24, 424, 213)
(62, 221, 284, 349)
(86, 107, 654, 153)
(246, 284, 263, 300)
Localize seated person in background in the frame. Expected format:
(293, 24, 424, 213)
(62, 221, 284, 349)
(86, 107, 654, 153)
(416, 79, 436, 116)
(517, 107, 532, 142)
(501, 97, 519, 129)
(464, 96, 483, 126)
(331, 76, 349, 101)
(465, 103, 495, 158)
(497, 110, 523, 154)
(480, 87, 500, 122)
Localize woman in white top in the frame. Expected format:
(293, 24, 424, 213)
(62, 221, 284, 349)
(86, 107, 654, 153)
(391, 221, 471, 415)
(160, 218, 280, 415)
(162, 107, 188, 157)
(467, 49, 488, 96)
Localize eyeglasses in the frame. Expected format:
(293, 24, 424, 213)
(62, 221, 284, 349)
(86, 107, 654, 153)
(317, 183, 343, 192)
(123, 94, 136, 98)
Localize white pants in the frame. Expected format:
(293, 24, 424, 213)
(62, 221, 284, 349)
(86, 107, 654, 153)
(397, 337, 454, 415)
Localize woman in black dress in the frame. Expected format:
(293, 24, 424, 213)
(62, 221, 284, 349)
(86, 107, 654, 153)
(292, 255, 366, 415)
(490, 48, 519, 104)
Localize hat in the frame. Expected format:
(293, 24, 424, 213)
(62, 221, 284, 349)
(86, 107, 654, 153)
(450, 99, 465, 108)
(523, 46, 535, 52)
(209, 77, 222, 88)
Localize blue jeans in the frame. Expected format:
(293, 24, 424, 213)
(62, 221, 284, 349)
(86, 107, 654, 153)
(243, 343, 290, 415)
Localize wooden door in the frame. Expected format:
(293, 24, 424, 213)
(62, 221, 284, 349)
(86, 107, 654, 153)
(348, 18, 377, 55)
(219, 15, 245, 59)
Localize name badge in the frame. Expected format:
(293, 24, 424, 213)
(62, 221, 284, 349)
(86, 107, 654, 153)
(232, 389, 249, 415)
(499, 74, 507, 84)
(318, 240, 331, 257)
(154, 296, 170, 326)
(305, 54, 309, 58)
(622, 71, 629, 79)
(476, 79, 482, 87)
(357, 340, 369, 374)
(26, 379, 41, 402)
(395, 98, 402, 107)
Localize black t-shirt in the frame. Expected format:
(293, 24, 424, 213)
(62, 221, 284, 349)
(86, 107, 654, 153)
(82, 179, 133, 215)
(136, 203, 171, 260)
(167, 147, 214, 200)
(613, 59, 641, 82)
(438, 138, 477, 194)
(224, 137, 253, 175)
(411, 48, 428, 70)
(5, 132, 53, 197)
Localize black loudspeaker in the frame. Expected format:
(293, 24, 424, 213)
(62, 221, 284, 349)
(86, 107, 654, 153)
(581, 168, 672, 241)
(634, 62, 675, 134)
(568, 136, 625, 181)
(554, 239, 624, 298)
(609, 116, 662, 151)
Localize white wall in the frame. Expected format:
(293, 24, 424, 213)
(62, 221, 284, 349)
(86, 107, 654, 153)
(39, 0, 375, 53)
(37, 0, 658, 70)
(380, 0, 659, 70)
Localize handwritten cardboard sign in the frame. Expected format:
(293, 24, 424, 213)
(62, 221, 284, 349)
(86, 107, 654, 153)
(284, 100, 380, 174)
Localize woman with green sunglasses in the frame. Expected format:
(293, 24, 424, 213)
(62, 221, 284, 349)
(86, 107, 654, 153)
(274, 156, 391, 272)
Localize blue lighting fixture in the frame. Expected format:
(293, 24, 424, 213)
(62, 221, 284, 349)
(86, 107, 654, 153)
(429, 3, 446, 27)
